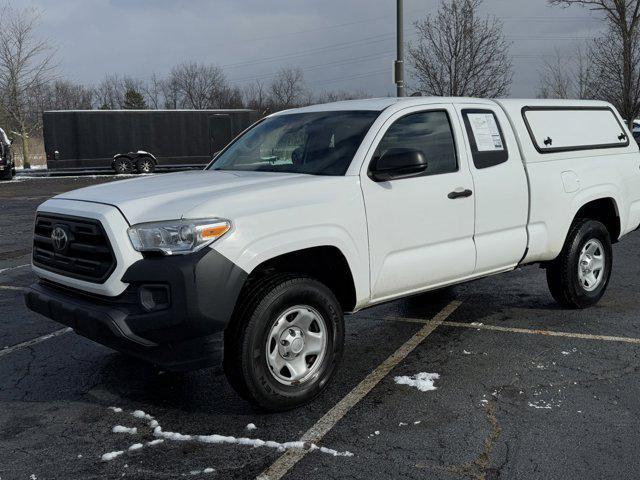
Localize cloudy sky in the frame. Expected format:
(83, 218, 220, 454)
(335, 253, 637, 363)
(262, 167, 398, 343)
(27, 0, 603, 98)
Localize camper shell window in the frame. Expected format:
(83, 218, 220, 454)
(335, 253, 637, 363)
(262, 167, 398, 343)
(522, 106, 629, 154)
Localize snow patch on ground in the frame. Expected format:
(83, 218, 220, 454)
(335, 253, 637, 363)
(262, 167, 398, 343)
(132, 410, 154, 421)
(108, 406, 123, 413)
(394, 372, 440, 392)
(153, 425, 353, 457)
(101, 451, 125, 462)
(463, 350, 472, 355)
(246, 423, 257, 431)
(103, 406, 353, 463)
(528, 399, 562, 410)
(112, 426, 137, 434)
(188, 468, 215, 476)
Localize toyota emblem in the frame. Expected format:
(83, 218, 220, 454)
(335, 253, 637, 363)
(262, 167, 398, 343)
(51, 226, 69, 252)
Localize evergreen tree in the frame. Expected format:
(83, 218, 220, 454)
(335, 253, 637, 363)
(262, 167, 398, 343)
(123, 88, 148, 109)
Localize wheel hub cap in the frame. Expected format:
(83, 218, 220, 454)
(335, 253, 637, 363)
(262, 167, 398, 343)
(578, 238, 605, 292)
(278, 327, 305, 357)
(266, 306, 328, 385)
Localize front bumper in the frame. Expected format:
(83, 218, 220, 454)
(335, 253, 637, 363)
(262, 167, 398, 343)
(25, 248, 248, 371)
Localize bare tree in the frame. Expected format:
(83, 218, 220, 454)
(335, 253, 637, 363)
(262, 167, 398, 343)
(0, 4, 56, 167)
(269, 68, 309, 110)
(220, 85, 245, 109)
(244, 80, 269, 114)
(95, 74, 125, 109)
(169, 62, 230, 109)
(549, 0, 640, 126)
(409, 0, 512, 97)
(36, 79, 93, 110)
(537, 46, 595, 99)
(159, 76, 180, 109)
(142, 73, 163, 109)
(315, 89, 369, 104)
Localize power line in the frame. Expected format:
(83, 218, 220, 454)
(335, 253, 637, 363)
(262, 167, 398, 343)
(221, 33, 396, 70)
(313, 69, 390, 88)
(229, 51, 395, 84)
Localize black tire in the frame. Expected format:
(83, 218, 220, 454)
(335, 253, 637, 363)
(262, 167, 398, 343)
(546, 219, 612, 309)
(224, 274, 345, 411)
(113, 157, 133, 174)
(0, 168, 11, 181)
(136, 157, 156, 174)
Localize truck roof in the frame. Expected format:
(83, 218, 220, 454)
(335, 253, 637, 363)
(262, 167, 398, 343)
(277, 97, 616, 115)
(43, 109, 255, 114)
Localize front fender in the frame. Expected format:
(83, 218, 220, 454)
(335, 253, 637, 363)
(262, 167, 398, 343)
(213, 224, 370, 309)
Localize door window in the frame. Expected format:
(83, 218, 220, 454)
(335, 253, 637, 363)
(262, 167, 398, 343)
(461, 109, 509, 169)
(375, 110, 458, 177)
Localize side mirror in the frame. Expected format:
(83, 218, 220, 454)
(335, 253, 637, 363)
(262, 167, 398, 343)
(369, 148, 428, 182)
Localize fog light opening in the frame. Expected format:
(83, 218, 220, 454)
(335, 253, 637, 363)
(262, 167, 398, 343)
(139, 285, 170, 312)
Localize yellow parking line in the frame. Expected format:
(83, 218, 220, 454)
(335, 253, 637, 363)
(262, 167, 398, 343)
(0, 328, 72, 358)
(0, 285, 27, 292)
(0, 264, 29, 276)
(442, 320, 640, 345)
(257, 300, 462, 480)
(354, 314, 640, 345)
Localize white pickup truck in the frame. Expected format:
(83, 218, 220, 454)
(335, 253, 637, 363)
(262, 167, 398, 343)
(26, 97, 640, 410)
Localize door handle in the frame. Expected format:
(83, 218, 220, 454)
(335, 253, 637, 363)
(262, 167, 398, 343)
(447, 188, 473, 199)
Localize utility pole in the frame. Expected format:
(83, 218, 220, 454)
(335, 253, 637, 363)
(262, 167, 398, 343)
(395, 0, 405, 97)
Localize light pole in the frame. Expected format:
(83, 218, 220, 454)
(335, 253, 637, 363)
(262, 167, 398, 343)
(395, 0, 405, 97)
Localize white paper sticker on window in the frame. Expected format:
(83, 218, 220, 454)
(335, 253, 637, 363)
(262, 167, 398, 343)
(467, 113, 504, 152)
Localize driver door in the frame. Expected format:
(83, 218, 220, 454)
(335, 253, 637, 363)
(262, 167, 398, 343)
(360, 104, 476, 302)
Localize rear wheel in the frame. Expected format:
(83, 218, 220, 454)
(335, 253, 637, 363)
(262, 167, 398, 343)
(136, 157, 156, 174)
(546, 219, 612, 309)
(224, 274, 344, 411)
(113, 157, 133, 174)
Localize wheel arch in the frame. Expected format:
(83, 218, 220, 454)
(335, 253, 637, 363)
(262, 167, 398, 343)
(132, 151, 158, 164)
(241, 245, 358, 313)
(572, 197, 620, 242)
(111, 153, 132, 169)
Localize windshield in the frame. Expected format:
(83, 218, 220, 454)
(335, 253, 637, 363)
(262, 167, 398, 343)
(209, 111, 379, 176)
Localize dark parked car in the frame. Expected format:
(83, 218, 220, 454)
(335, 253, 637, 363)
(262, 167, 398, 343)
(43, 109, 259, 174)
(0, 128, 14, 180)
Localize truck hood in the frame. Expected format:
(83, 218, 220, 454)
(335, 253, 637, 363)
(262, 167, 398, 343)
(55, 170, 347, 225)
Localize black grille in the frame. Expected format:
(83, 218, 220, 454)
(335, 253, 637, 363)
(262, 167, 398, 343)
(33, 214, 116, 283)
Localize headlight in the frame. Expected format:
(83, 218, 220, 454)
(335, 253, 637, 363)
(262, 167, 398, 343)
(127, 219, 231, 255)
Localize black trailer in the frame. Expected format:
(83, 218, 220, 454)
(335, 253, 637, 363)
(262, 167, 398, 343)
(43, 109, 259, 173)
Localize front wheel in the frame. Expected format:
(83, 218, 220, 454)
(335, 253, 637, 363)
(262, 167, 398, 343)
(224, 274, 344, 411)
(546, 219, 612, 309)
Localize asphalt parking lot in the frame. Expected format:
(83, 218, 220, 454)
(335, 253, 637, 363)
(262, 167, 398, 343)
(2, 175, 640, 480)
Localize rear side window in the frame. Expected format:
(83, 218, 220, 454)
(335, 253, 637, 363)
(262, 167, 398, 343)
(376, 110, 457, 176)
(522, 106, 629, 153)
(462, 109, 509, 169)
